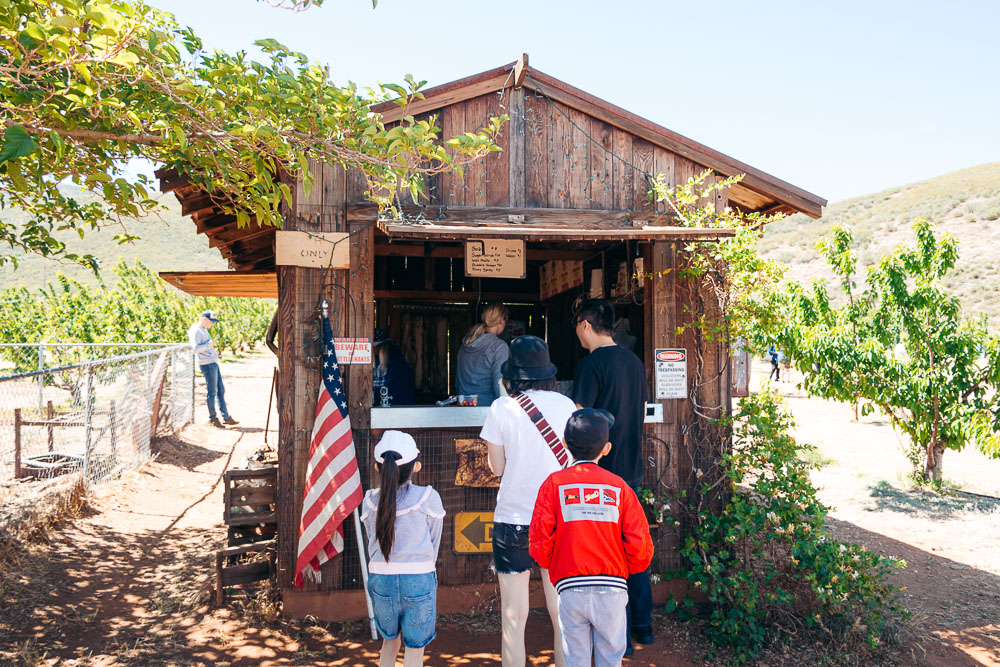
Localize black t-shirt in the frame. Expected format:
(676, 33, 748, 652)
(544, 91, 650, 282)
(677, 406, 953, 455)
(571, 345, 648, 487)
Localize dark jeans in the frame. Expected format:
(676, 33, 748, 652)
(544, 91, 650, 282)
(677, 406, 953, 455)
(200, 362, 230, 420)
(627, 484, 654, 638)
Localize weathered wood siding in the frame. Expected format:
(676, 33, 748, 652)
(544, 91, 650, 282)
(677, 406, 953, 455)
(277, 86, 732, 595)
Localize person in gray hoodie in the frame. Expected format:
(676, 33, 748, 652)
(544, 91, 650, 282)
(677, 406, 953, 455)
(456, 303, 509, 406)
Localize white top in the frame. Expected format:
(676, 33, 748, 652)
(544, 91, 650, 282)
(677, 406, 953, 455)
(360, 483, 445, 575)
(479, 390, 577, 525)
(187, 323, 219, 365)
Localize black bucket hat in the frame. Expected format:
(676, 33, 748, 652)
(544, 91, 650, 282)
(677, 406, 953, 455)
(372, 328, 394, 347)
(501, 335, 557, 381)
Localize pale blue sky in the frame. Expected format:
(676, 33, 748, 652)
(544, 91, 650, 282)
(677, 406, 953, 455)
(152, 0, 1000, 204)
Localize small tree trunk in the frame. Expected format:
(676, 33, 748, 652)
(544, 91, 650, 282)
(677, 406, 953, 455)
(925, 445, 946, 482)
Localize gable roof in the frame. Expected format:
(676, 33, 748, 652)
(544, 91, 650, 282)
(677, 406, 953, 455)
(373, 56, 826, 218)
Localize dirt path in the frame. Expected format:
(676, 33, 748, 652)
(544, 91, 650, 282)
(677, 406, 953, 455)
(763, 367, 1000, 666)
(2, 354, 997, 665)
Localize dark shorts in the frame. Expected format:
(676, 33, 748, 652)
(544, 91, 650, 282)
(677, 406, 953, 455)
(492, 522, 534, 575)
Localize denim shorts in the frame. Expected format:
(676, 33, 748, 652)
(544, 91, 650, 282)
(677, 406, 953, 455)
(367, 572, 437, 648)
(492, 522, 534, 575)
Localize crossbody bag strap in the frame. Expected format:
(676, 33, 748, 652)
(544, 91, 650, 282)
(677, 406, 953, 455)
(513, 392, 570, 468)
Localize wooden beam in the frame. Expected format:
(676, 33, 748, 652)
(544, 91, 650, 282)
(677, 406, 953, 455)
(377, 221, 735, 242)
(375, 70, 515, 124)
(375, 289, 539, 303)
(514, 53, 529, 88)
(159, 270, 277, 298)
(374, 242, 600, 261)
(522, 69, 826, 218)
(349, 202, 662, 229)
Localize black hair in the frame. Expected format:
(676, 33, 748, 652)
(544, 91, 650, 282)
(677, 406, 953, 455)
(504, 376, 557, 395)
(573, 299, 614, 336)
(374, 451, 417, 561)
(565, 436, 608, 463)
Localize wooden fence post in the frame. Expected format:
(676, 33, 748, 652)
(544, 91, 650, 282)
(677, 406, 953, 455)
(46, 400, 54, 451)
(13, 408, 21, 479)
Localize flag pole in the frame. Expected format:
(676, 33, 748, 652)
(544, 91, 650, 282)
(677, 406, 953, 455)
(321, 300, 378, 642)
(353, 508, 378, 641)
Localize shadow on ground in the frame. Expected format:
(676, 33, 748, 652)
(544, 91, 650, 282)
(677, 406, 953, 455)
(825, 516, 1000, 667)
(866, 480, 1000, 519)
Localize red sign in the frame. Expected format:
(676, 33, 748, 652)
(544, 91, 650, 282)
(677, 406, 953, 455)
(656, 350, 685, 363)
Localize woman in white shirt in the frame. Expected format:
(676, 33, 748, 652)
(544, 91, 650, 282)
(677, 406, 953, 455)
(480, 335, 573, 667)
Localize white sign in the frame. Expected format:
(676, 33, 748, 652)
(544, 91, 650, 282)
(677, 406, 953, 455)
(465, 239, 526, 279)
(333, 338, 371, 364)
(654, 348, 687, 399)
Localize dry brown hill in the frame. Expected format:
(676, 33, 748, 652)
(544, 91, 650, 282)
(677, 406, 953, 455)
(759, 163, 1000, 330)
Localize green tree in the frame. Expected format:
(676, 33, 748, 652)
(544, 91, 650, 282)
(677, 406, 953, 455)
(1, 0, 504, 269)
(775, 220, 1000, 481)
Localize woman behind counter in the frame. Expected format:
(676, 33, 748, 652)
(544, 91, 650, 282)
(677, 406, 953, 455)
(456, 303, 509, 406)
(373, 329, 415, 406)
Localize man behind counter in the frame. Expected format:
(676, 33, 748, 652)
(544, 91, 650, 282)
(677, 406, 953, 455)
(570, 298, 653, 655)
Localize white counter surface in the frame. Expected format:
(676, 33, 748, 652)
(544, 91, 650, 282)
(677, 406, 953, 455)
(370, 403, 663, 430)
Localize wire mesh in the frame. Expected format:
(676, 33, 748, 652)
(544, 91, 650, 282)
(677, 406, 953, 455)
(0, 344, 194, 490)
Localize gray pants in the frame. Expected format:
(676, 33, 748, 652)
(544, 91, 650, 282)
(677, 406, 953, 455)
(558, 587, 628, 667)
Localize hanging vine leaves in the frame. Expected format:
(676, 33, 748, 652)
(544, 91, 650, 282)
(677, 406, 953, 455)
(0, 0, 505, 269)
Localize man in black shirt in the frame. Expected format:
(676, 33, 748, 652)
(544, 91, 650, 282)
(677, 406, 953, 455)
(571, 299, 653, 652)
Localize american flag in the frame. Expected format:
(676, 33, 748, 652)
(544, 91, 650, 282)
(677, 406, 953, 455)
(294, 312, 363, 587)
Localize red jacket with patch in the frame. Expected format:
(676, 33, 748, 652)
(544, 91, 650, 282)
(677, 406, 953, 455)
(529, 461, 653, 593)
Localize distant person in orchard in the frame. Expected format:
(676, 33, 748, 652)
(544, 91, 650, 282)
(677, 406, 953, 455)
(188, 310, 238, 428)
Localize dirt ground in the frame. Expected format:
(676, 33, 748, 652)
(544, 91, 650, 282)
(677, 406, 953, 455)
(1, 353, 998, 665)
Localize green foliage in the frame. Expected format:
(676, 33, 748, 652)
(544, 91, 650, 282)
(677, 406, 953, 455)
(772, 219, 1000, 480)
(648, 169, 788, 344)
(0, 259, 273, 371)
(665, 391, 906, 663)
(0, 0, 505, 268)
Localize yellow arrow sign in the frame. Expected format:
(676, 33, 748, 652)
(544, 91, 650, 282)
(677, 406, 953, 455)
(453, 511, 494, 554)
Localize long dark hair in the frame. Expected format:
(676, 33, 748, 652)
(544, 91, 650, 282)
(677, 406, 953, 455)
(505, 376, 557, 395)
(375, 451, 417, 561)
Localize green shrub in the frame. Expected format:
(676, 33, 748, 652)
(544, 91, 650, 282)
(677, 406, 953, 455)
(663, 391, 907, 663)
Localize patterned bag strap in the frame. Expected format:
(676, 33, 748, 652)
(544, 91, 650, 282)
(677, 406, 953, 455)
(513, 393, 570, 468)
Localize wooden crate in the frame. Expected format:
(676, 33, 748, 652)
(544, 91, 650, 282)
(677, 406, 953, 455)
(223, 467, 277, 526)
(215, 539, 276, 605)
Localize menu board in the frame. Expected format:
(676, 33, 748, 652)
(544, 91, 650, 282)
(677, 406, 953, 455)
(465, 239, 526, 279)
(539, 260, 583, 300)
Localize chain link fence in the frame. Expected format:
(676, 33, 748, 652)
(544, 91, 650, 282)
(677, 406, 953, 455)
(0, 344, 195, 491)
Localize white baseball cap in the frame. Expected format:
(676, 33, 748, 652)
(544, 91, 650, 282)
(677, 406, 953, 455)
(374, 430, 419, 465)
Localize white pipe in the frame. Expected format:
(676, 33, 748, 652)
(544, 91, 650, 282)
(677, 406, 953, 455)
(352, 507, 379, 641)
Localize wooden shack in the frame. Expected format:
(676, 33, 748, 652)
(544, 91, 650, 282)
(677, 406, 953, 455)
(160, 56, 825, 621)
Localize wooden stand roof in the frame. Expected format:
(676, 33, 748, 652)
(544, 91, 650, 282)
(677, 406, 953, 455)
(159, 270, 277, 298)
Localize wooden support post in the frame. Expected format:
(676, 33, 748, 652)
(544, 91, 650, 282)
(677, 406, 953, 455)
(46, 400, 54, 452)
(215, 550, 225, 606)
(13, 408, 22, 479)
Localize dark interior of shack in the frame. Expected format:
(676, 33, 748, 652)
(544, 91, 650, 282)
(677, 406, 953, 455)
(372, 237, 648, 405)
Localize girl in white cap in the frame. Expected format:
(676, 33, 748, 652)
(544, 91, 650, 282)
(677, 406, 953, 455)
(361, 431, 445, 667)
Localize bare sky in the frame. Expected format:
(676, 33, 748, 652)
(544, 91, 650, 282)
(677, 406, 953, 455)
(152, 0, 1000, 204)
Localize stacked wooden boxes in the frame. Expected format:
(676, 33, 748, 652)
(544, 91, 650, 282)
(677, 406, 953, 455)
(216, 466, 277, 604)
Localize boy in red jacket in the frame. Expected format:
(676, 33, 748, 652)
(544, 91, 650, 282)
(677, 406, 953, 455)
(529, 409, 654, 666)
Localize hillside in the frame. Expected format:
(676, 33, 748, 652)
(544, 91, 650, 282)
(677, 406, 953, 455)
(0, 190, 227, 290)
(760, 163, 1000, 330)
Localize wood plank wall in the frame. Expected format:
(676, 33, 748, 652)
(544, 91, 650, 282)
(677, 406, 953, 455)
(278, 85, 733, 593)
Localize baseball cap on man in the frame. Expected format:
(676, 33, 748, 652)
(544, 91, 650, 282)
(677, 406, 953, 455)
(564, 408, 615, 448)
(201, 310, 219, 323)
